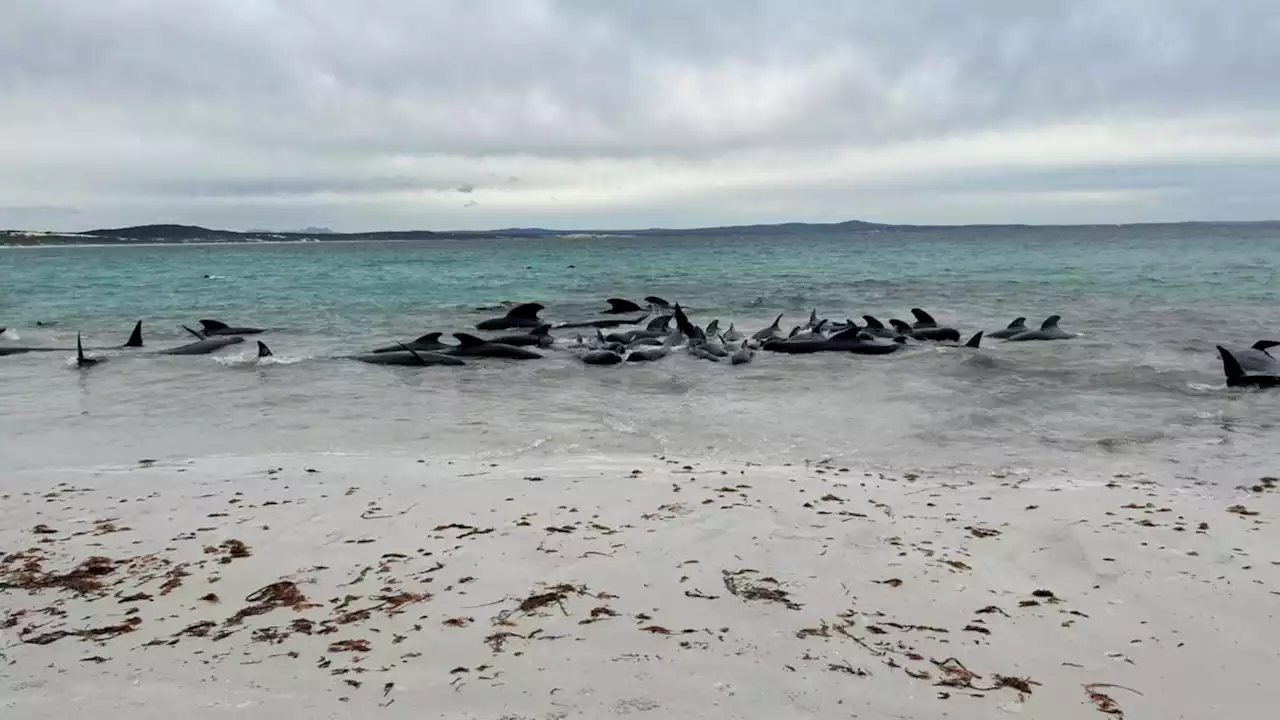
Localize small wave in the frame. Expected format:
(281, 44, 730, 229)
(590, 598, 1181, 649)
(213, 353, 308, 367)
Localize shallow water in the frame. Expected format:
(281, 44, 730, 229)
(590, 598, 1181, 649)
(3, 224, 1280, 482)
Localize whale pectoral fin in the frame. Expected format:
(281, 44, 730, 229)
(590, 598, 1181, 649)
(199, 319, 230, 331)
(453, 333, 486, 348)
(1040, 315, 1062, 330)
(182, 325, 205, 340)
(397, 342, 427, 364)
(124, 320, 143, 348)
(965, 331, 984, 348)
(862, 315, 885, 329)
(1007, 317, 1027, 329)
(1218, 346, 1246, 382)
(1251, 340, 1280, 352)
(257, 341, 273, 358)
(505, 303, 545, 319)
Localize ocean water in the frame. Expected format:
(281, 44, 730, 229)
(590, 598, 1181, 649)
(3, 224, 1280, 484)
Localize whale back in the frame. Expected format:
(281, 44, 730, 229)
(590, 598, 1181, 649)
(505, 303, 545, 319)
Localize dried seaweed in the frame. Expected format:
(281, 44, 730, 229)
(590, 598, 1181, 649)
(1, 555, 119, 595)
(721, 570, 801, 610)
(328, 638, 372, 653)
(1084, 682, 1142, 716)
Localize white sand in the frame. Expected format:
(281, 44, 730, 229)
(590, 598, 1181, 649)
(2, 454, 1277, 719)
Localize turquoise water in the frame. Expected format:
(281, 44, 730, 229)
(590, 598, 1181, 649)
(3, 224, 1280, 482)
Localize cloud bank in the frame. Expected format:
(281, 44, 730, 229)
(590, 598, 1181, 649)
(2, 0, 1278, 230)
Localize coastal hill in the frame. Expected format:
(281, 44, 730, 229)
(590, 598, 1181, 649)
(0, 220, 890, 245)
(2, 219, 1274, 246)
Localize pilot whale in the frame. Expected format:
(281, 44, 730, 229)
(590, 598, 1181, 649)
(477, 303, 546, 331)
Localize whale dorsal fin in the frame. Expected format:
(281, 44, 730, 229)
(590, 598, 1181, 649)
(453, 333, 486, 348)
(606, 298, 642, 313)
(505, 303, 544, 319)
(199, 319, 229, 331)
(124, 321, 143, 348)
(182, 325, 205, 340)
(76, 333, 87, 364)
(770, 312, 783, 329)
(257, 341, 273, 358)
(707, 319, 720, 336)
(787, 326, 801, 338)
(910, 308, 937, 326)
(862, 315, 885, 329)
(1040, 314, 1061, 330)
(815, 319, 829, 332)
(1218, 346, 1245, 381)
(889, 319, 912, 333)
(1007, 317, 1027, 329)
(412, 332, 442, 345)
(647, 315, 672, 331)
(1251, 340, 1280, 352)
(965, 331, 984, 348)
(645, 296, 670, 308)
(807, 309, 817, 326)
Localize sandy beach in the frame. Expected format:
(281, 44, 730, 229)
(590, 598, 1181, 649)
(1, 454, 1276, 719)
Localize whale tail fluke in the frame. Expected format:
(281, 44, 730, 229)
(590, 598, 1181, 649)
(123, 321, 143, 348)
(965, 331, 984, 348)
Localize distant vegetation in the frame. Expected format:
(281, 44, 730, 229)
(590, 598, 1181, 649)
(0, 220, 891, 246)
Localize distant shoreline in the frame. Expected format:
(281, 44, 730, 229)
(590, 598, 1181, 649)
(2, 219, 1276, 247)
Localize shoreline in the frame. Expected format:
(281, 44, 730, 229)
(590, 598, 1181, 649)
(2, 453, 1277, 718)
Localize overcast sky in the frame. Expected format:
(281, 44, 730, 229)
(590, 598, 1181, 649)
(2, 1, 1278, 231)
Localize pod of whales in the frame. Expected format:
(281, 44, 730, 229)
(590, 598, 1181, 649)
(10, 300, 1271, 391)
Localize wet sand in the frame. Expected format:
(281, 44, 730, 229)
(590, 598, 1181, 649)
(2, 455, 1276, 719)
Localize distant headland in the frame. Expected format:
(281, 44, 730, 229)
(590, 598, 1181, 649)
(1, 219, 1274, 246)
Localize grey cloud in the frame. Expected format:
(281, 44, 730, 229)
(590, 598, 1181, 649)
(1, 0, 1278, 230)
